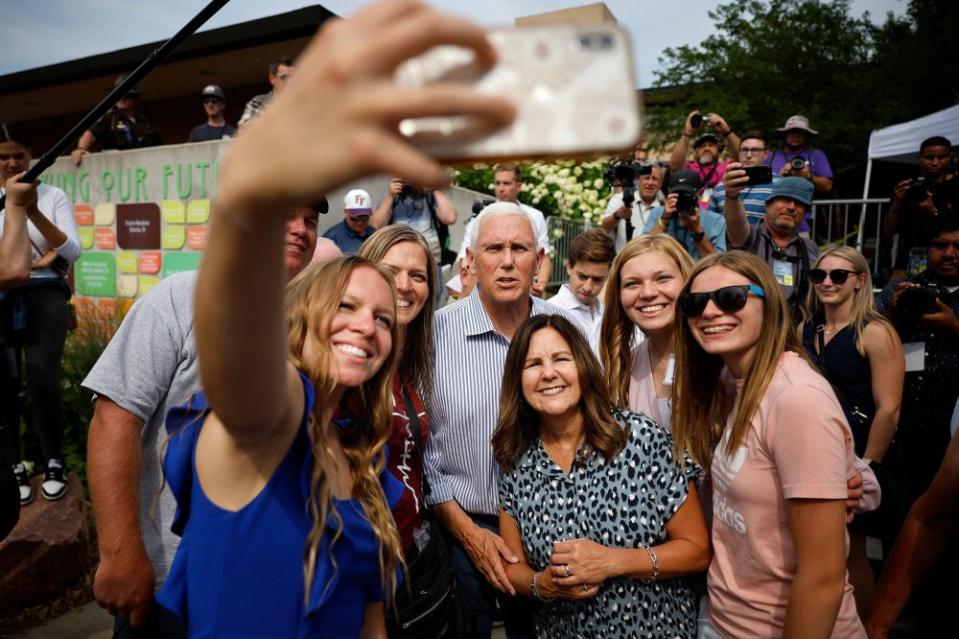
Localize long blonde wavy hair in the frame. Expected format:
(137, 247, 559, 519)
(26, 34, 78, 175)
(600, 234, 694, 408)
(284, 256, 403, 603)
(671, 251, 809, 470)
(805, 245, 895, 346)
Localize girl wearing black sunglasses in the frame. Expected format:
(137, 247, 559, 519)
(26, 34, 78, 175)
(803, 246, 903, 615)
(671, 251, 866, 638)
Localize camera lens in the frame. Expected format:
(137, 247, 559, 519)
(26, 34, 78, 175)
(906, 179, 929, 204)
(690, 113, 703, 129)
(899, 286, 938, 319)
(790, 158, 806, 171)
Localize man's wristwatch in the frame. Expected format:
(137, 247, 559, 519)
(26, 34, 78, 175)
(691, 230, 706, 242)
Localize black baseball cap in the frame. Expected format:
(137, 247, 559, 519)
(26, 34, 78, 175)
(669, 169, 703, 194)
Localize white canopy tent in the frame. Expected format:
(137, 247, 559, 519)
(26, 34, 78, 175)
(856, 104, 959, 250)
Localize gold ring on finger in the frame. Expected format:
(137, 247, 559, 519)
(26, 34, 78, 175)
(563, 563, 571, 578)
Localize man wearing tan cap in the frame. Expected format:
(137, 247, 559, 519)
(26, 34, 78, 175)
(770, 114, 833, 195)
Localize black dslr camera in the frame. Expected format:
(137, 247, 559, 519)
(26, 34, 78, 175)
(674, 191, 698, 215)
(898, 281, 943, 320)
(689, 112, 712, 129)
(605, 161, 639, 208)
(789, 157, 808, 172)
(905, 177, 931, 204)
(398, 180, 419, 198)
(471, 198, 495, 219)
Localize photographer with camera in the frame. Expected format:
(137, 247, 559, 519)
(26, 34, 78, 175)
(372, 177, 457, 269)
(669, 110, 740, 193)
(600, 161, 663, 253)
(877, 215, 959, 536)
(770, 115, 833, 195)
(643, 169, 725, 261)
(882, 136, 957, 277)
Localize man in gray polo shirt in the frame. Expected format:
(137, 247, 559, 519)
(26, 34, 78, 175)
(424, 202, 580, 639)
(83, 202, 327, 633)
(724, 176, 818, 319)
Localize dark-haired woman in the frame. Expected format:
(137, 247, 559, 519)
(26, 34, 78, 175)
(492, 315, 710, 638)
(672, 251, 865, 638)
(0, 125, 81, 505)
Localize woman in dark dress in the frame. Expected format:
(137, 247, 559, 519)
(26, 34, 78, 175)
(802, 245, 904, 615)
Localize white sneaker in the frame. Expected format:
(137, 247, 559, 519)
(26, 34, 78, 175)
(41, 458, 67, 501)
(13, 463, 33, 505)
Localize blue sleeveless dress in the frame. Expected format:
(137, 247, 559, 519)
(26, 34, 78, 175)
(156, 371, 402, 638)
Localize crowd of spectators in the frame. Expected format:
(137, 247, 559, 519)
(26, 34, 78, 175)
(2, 3, 957, 637)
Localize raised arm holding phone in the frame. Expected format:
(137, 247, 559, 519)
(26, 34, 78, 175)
(149, 2, 515, 636)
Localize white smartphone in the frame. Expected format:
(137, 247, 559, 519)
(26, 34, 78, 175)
(394, 23, 642, 162)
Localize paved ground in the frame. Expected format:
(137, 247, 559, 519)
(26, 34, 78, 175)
(12, 602, 507, 638)
(10, 601, 111, 639)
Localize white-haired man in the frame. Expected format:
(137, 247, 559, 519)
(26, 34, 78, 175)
(425, 202, 581, 638)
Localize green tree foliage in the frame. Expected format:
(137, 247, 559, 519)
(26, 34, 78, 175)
(648, 0, 959, 196)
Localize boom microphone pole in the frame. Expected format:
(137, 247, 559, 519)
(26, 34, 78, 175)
(0, 0, 232, 211)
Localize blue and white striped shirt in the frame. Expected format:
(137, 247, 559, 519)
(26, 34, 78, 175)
(423, 288, 582, 516)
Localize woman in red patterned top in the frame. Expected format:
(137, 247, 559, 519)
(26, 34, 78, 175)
(360, 225, 437, 551)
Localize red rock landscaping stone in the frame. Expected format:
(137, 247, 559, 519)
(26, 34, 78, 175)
(0, 473, 89, 612)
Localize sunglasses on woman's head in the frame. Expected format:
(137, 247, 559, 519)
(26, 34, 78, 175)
(809, 268, 857, 284)
(678, 284, 766, 317)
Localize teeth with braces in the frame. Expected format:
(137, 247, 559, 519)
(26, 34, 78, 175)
(703, 326, 733, 334)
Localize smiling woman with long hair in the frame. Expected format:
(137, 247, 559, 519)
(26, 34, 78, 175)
(672, 251, 866, 638)
(150, 1, 518, 636)
(600, 234, 693, 429)
(802, 245, 903, 615)
(492, 314, 710, 638)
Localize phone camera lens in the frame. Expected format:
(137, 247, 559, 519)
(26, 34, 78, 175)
(579, 32, 613, 50)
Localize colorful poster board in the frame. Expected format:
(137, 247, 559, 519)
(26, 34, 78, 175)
(41, 143, 227, 324)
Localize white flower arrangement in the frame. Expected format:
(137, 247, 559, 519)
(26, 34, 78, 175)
(455, 158, 615, 221)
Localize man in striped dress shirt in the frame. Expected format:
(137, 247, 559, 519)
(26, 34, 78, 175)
(423, 202, 582, 638)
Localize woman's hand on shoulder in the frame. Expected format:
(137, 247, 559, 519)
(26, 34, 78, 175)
(217, 0, 516, 216)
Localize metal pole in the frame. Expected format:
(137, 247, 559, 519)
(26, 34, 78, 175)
(0, 0, 232, 210)
(856, 158, 873, 252)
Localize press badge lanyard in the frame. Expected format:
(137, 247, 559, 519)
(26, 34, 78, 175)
(755, 231, 810, 306)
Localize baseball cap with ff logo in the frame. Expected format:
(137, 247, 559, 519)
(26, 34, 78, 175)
(344, 189, 373, 216)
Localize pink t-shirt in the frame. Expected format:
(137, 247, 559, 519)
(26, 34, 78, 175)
(708, 352, 865, 638)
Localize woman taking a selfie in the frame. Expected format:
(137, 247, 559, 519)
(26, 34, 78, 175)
(493, 315, 710, 639)
(671, 251, 865, 638)
(601, 235, 693, 429)
(154, 1, 516, 636)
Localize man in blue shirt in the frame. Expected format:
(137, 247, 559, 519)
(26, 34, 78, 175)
(643, 169, 726, 260)
(322, 189, 376, 255)
(709, 130, 780, 225)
